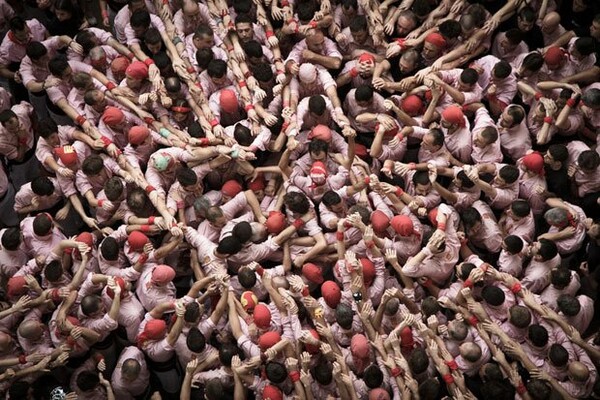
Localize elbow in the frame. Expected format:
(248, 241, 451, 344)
(332, 58, 342, 70)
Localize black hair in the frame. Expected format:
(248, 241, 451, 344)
(482, 285, 505, 307)
(355, 85, 374, 102)
(309, 95, 326, 115)
(130, 10, 151, 29)
(31, 176, 55, 196)
(503, 235, 523, 254)
(207, 59, 227, 78)
(1, 228, 21, 251)
(216, 236, 243, 255)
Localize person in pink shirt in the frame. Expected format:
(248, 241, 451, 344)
(285, 29, 343, 73)
(497, 104, 530, 162)
(466, 163, 520, 210)
(137, 302, 185, 396)
(469, 105, 503, 164)
(461, 200, 503, 255)
(429, 166, 481, 212)
(102, 276, 145, 343)
(20, 213, 67, 259)
(492, 29, 528, 65)
(521, 239, 561, 294)
(343, 85, 387, 133)
(472, 57, 517, 116)
(498, 200, 536, 243)
(0, 227, 28, 278)
(288, 63, 341, 110)
(0, 17, 47, 102)
(436, 105, 472, 164)
(111, 346, 150, 400)
(517, 152, 548, 216)
(539, 267, 581, 310)
(540, 199, 587, 255)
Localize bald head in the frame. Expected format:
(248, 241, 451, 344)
(18, 320, 43, 340)
(122, 358, 141, 381)
(568, 361, 590, 382)
(459, 342, 482, 362)
(182, 0, 199, 15)
(89, 46, 106, 61)
(542, 12, 561, 33)
(448, 320, 468, 341)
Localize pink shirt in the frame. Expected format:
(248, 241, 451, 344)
(20, 216, 66, 258)
(471, 108, 502, 163)
(492, 32, 528, 65)
(547, 203, 587, 254)
(75, 155, 122, 197)
(438, 68, 483, 107)
(499, 211, 535, 243)
(0, 19, 47, 65)
(286, 37, 342, 65)
(442, 118, 472, 164)
(521, 254, 561, 294)
(498, 118, 531, 162)
(18, 309, 55, 356)
(289, 67, 336, 99)
(473, 55, 517, 106)
(0, 87, 10, 112)
(46, 61, 93, 104)
(469, 201, 502, 253)
(0, 102, 35, 159)
(124, 14, 166, 45)
(0, 229, 28, 278)
(111, 346, 150, 399)
(185, 229, 228, 275)
(138, 314, 176, 362)
(539, 271, 581, 310)
(173, 4, 216, 37)
(19, 36, 61, 87)
(343, 89, 386, 132)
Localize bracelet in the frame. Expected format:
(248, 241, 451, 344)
(238, 80, 247, 88)
(293, 219, 305, 229)
(144, 117, 155, 125)
(102, 9, 109, 18)
(366, 240, 375, 249)
(408, 162, 416, 170)
(336, 231, 344, 241)
(343, 221, 352, 228)
(244, 70, 252, 79)
(438, 222, 446, 231)
(395, 38, 406, 50)
(127, 53, 135, 60)
(391, 367, 403, 377)
(186, 66, 195, 74)
(534, 92, 543, 100)
(75, 115, 87, 125)
(301, 286, 309, 297)
(266, 30, 275, 38)
(467, 315, 479, 327)
(395, 187, 404, 197)
(445, 359, 458, 371)
(199, 138, 210, 146)
(148, 216, 155, 224)
(463, 279, 473, 288)
(19, 355, 27, 364)
(364, 176, 370, 185)
(255, 266, 265, 277)
(349, 67, 358, 78)
(145, 185, 156, 194)
(309, 21, 317, 29)
(442, 374, 455, 384)
(244, 104, 254, 112)
(143, 58, 155, 66)
(276, 69, 285, 75)
(226, 45, 234, 52)
(100, 136, 113, 147)
(511, 282, 522, 294)
(210, 118, 219, 127)
(480, 264, 489, 273)
(98, 199, 104, 207)
(289, 370, 300, 382)
(138, 253, 149, 264)
(173, 37, 183, 45)
(422, 278, 433, 288)
(566, 98, 577, 108)
(543, 116, 554, 124)
(105, 82, 116, 91)
(140, 225, 150, 232)
(281, 0, 289, 6)
(159, 128, 171, 138)
(516, 382, 527, 395)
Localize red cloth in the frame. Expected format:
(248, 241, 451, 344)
(265, 211, 286, 234)
(253, 304, 271, 329)
(322, 280, 341, 308)
(127, 231, 149, 252)
(308, 124, 332, 142)
(351, 334, 370, 358)
(101, 106, 125, 126)
(128, 126, 150, 145)
(302, 263, 324, 284)
(151, 265, 176, 285)
(371, 210, 390, 233)
(221, 180, 242, 197)
(54, 146, 78, 166)
(258, 331, 281, 350)
(7, 276, 27, 298)
(360, 258, 376, 286)
(544, 46, 566, 64)
(219, 89, 238, 113)
(240, 291, 258, 312)
(441, 105, 465, 126)
(401, 95, 424, 116)
(391, 215, 414, 236)
(262, 385, 283, 400)
(425, 32, 447, 48)
(522, 152, 544, 175)
(125, 61, 149, 80)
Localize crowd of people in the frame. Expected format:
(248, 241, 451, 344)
(0, 0, 599, 398)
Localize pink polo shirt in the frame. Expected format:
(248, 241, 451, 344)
(75, 155, 122, 197)
(145, 147, 195, 195)
(411, 126, 451, 167)
(98, 109, 144, 149)
(498, 247, 524, 277)
(472, 55, 517, 107)
(19, 36, 61, 87)
(184, 229, 228, 275)
(442, 118, 472, 164)
(539, 271, 581, 310)
(124, 14, 165, 46)
(499, 211, 535, 243)
(498, 118, 531, 162)
(289, 67, 336, 99)
(103, 290, 144, 343)
(438, 68, 483, 108)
